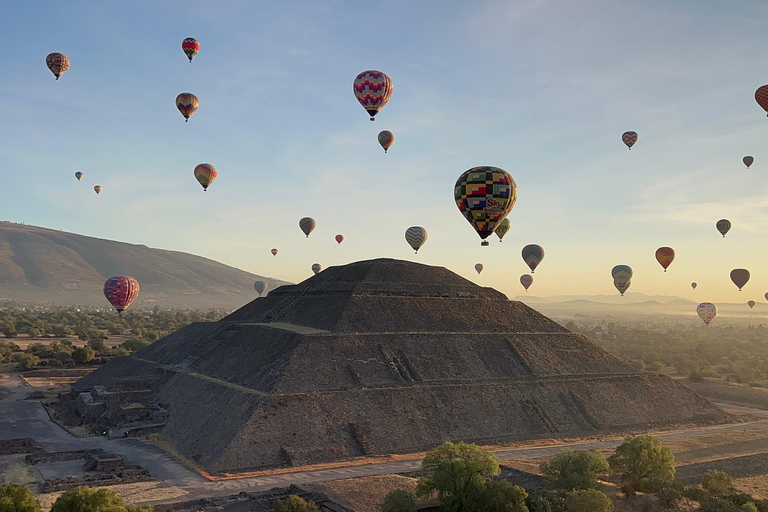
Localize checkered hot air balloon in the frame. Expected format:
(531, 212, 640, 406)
(655, 247, 675, 272)
(103, 276, 140, 314)
(353, 70, 393, 121)
(622, 131, 638, 150)
(46, 53, 69, 80)
(454, 166, 517, 246)
(194, 164, 217, 191)
(494, 218, 510, 242)
(182, 38, 200, 63)
(755, 85, 768, 116)
(697, 302, 717, 325)
(405, 226, 428, 254)
(520, 274, 533, 291)
(176, 93, 199, 122)
(522, 245, 545, 273)
(378, 131, 395, 153)
(299, 217, 316, 238)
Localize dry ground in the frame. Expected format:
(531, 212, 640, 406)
(680, 378, 768, 411)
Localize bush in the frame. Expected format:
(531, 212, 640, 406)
(271, 495, 319, 512)
(702, 470, 737, 497)
(88, 338, 105, 351)
(608, 435, 675, 496)
(688, 371, 704, 382)
(0, 483, 41, 512)
(51, 487, 130, 512)
(563, 489, 613, 512)
(71, 346, 95, 364)
(655, 481, 684, 509)
(682, 486, 708, 502)
(630, 360, 646, 371)
(526, 489, 566, 512)
(380, 490, 417, 512)
(540, 449, 609, 492)
(700, 497, 757, 512)
(12, 353, 39, 370)
(646, 361, 664, 372)
(123, 338, 150, 352)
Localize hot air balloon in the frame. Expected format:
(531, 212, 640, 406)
(254, 281, 267, 296)
(755, 85, 768, 116)
(454, 166, 517, 246)
(94, 185, 102, 195)
(475, 263, 483, 274)
(697, 302, 717, 325)
(716, 219, 731, 238)
(522, 245, 545, 273)
(103, 276, 139, 314)
(614, 280, 631, 295)
(405, 226, 428, 253)
(495, 218, 510, 242)
(612, 265, 633, 296)
(378, 131, 394, 153)
(748, 300, 756, 309)
(271, 248, 278, 256)
(299, 217, 316, 238)
(176, 93, 199, 122)
(193, 164, 217, 191)
(743, 156, 754, 169)
(655, 247, 675, 272)
(730, 268, 750, 291)
(691, 282, 697, 290)
(75, 172, 83, 181)
(520, 274, 533, 291)
(622, 131, 638, 150)
(353, 70, 393, 121)
(46, 53, 69, 80)
(765, 292, 768, 301)
(335, 235, 344, 245)
(182, 38, 200, 63)
(312, 263, 321, 275)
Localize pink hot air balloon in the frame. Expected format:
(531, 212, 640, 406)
(353, 70, 393, 121)
(103, 276, 140, 314)
(335, 234, 344, 245)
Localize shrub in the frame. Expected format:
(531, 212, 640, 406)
(0, 483, 41, 512)
(71, 346, 95, 364)
(380, 490, 417, 512)
(271, 495, 319, 512)
(702, 470, 737, 497)
(563, 489, 613, 512)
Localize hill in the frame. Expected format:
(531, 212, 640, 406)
(0, 221, 288, 309)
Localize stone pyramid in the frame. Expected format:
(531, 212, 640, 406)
(74, 258, 728, 473)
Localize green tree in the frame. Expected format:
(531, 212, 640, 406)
(608, 435, 675, 496)
(51, 487, 127, 512)
(540, 450, 609, 492)
(702, 470, 737, 497)
(475, 481, 528, 512)
(72, 346, 95, 364)
(0, 484, 41, 512)
(646, 361, 663, 372)
(563, 489, 613, 512)
(700, 497, 757, 512)
(88, 338, 106, 352)
(123, 338, 150, 352)
(271, 495, 319, 512)
(417, 441, 500, 512)
(380, 490, 417, 512)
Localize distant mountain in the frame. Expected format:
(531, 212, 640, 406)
(0, 221, 289, 309)
(512, 292, 694, 304)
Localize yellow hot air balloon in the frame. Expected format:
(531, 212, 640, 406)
(454, 167, 517, 246)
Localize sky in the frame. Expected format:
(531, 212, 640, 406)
(2, 0, 768, 306)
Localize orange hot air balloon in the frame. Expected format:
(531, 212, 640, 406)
(176, 93, 199, 122)
(520, 274, 533, 291)
(103, 276, 139, 314)
(353, 70, 393, 121)
(378, 131, 394, 153)
(756, 85, 768, 116)
(271, 248, 278, 256)
(46, 53, 70, 80)
(655, 247, 675, 272)
(335, 234, 344, 245)
(193, 164, 217, 191)
(730, 268, 750, 291)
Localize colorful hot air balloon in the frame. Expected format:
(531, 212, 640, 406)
(655, 247, 675, 272)
(193, 164, 217, 191)
(691, 282, 697, 290)
(622, 131, 638, 150)
(94, 185, 102, 195)
(335, 235, 344, 245)
(312, 263, 321, 275)
(755, 85, 768, 116)
(271, 248, 278, 256)
(730, 268, 750, 291)
(743, 156, 754, 169)
(353, 70, 393, 121)
(454, 166, 517, 246)
(716, 219, 731, 238)
(378, 131, 395, 153)
(494, 218, 511, 242)
(475, 263, 483, 274)
(103, 276, 139, 314)
(299, 217, 316, 238)
(46, 53, 69, 80)
(182, 38, 200, 63)
(176, 93, 199, 122)
(520, 274, 533, 291)
(75, 172, 83, 181)
(697, 302, 717, 325)
(254, 281, 267, 296)
(405, 226, 428, 253)
(614, 280, 631, 295)
(748, 300, 756, 309)
(612, 265, 633, 296)
(522, 245, 545, 273)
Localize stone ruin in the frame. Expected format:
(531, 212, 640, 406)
(72, 258, 731, 474)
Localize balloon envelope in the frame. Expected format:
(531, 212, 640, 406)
(743, 156, 754, 169)
(194, 164, 217, 191)
(691, 282, 697, 290)
(312, 263, 321, 275)
(254, 281, 267, 296)
(454, 166, 517, 243)
(182, 37, 200, 62)
(495, 218, 511, 241)
(520, 274, 533, 291)
(730, 268, 750, 291)
(176, 93, 199, 121)
(748, 300, 756, 309)
(755, 85, 768, 115)
(614, 279, 631, 296)
(716, 219, 731, 237)
(299, 217, 316, 238)
(522, 245, 545, 273)
(335, 234, 344, 245)
(103, 276, 139, 313)
(271, 248, 278, 256)
(475, 263, 483, 274)
(93, 185, 102, 195)
(46, 53, 69, 80)
(622, 131, 638, 149)
(405, 226, 428, 253)
(655, 247, 675, 271)
(765, 292, 768, 301)
(75, 172, 83, 181)
(697, 302, 717, 325)
(353, 70, 393, 121)
(611, 265, 633, 295)
(378, 131, 394, 153)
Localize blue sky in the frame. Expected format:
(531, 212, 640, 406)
(2, 1, 768, 305)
